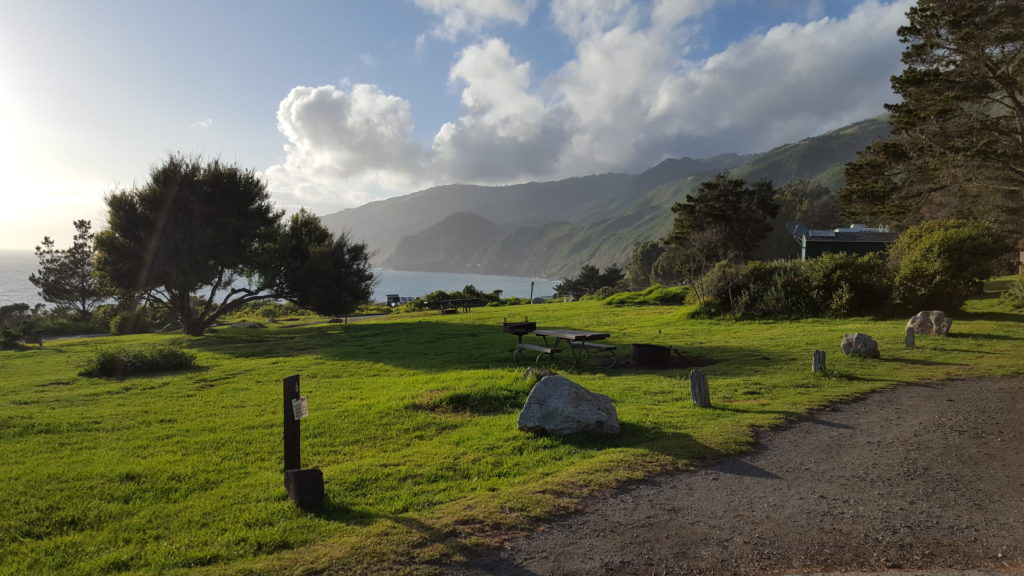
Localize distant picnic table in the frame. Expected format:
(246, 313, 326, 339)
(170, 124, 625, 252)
(425, 298, 480, 314)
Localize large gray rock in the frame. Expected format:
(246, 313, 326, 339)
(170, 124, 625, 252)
(907, 310, 952, 336)
(518, 376, 620, 436)
(841, 333, 880, 358)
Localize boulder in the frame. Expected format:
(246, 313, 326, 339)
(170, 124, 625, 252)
(518, 375, 620, 436)
(841, 333, 880, 358)
(907, 310, 952, 336)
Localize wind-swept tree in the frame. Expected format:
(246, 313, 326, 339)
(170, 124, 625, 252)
(95, 155, 375, 336)
(841, 0, 1024, 236)
(29, 220, 110, 318)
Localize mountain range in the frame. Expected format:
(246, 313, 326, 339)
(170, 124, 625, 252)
(320, 116, 890, 279)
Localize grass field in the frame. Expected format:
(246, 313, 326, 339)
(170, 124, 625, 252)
(2, 290, 1023, 575)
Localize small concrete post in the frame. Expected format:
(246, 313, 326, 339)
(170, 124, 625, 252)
(905, 327, 915, 349)
(689, 369, 711, 408)
(812, 349, 826, 374)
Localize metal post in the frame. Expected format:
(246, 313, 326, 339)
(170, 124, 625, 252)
(283, 374, 300, 471)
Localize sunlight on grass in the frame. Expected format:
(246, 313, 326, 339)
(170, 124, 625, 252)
(1, 294, 1022, 575)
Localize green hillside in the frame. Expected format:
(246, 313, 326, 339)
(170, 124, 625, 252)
(322, 116, 891, 278)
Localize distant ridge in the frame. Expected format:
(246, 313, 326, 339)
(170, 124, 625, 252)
(320, 115, 890, 278)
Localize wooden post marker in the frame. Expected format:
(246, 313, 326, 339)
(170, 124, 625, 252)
(282, 374, 324, 511)
(689, 369, 711, 408)
(905, 327, 915, 349)
(812, 349, 826, 374)
(283, 374, 302, 471)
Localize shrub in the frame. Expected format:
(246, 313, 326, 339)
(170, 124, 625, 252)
(690, 260, 745, 316)
(604, 285, 689, 306)
(80, 345, 196, 378)
(1000, 277, 1024, 309)
(804, 252, 891, 317)
(888, 219, 1007, 311)
(109, 311, 153, 335)
(732, 260, 812, 319)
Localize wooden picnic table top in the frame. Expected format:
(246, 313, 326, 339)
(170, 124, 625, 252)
(533, 329, 611, 342)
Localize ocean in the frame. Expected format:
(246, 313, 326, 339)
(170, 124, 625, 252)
(0, 249, 558, 307)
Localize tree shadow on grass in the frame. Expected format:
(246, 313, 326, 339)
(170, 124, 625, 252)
(880, 356, 971, 367)
(956, 310, 1024, 322)
(946, 332, 1024, 341)
(189, 321, 764, 375)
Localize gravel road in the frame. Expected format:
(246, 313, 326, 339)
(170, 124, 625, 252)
(447, 378, 1024, 576)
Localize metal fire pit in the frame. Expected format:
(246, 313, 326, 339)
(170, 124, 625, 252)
(502, 320, 537, 344)
(631, 343, 671, 369)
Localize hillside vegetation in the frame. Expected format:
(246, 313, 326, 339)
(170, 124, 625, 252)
(322, 116, 889, 278)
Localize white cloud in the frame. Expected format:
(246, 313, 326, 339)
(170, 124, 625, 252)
(431, 38, 567, 182)
(550, 0, 637, 41)
(413, 0, 536, 41)
(265, 84, 429, 211)
(267, 0, 912, 211)
(651, 0, 716, 30)
(189, 118, 213, 129)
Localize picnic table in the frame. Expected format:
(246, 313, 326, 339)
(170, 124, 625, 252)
(425, 298, 480, 314)
(513, 328, 616, 368)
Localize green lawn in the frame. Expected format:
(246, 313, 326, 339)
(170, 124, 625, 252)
(2, 293, 1023, 575)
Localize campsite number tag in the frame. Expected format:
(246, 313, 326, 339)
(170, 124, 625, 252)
(291, 396, 309, 421)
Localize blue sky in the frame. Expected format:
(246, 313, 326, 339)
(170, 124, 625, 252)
(0, 0, 912, 249)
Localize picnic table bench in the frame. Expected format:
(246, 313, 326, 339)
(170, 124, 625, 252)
(513, 342, 560, 364)
(507, 327, 616, 368)
(425, 298, 480, 314)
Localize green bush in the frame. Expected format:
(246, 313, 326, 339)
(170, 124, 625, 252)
(691, 255, 892, 319)
(732, 260, 812, 319)
(1000, 277, 1024, 308)
(804, 252, 891, 317)
(109, 311, 153, 335)
(80, 345, 196, 378)
(604, 284, 689, 306)
(889, 219, 1007, 311)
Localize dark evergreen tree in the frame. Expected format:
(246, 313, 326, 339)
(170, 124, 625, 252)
(841, 1, 1024, 237)
(667, 173, 779, 262)
(29, 220, 110, 318)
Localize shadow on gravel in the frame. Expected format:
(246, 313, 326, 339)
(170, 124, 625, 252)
(716, 459, 781, 479)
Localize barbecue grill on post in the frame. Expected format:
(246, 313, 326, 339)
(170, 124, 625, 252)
(502, 319, 537, 344)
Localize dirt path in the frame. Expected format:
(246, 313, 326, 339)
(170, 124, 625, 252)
(448, 378, 1024, 576)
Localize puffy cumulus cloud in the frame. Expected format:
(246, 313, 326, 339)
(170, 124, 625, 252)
(431, 38, 568, 182)
(414, 0, 537, 41)
(551, 0, 911, 174)
(646, 0, 912, 154)
(265, 84, 430, 211)
(269, 0, 912, 210)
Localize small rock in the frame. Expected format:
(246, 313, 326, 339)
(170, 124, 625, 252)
(841, 333, 880, 358)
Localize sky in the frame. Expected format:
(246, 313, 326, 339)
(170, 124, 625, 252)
(0, 0, 913, 250)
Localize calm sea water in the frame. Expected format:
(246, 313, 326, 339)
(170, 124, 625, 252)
(0, 249, 557, 307)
